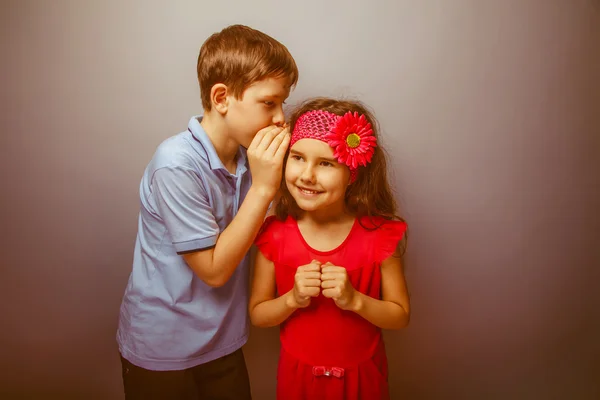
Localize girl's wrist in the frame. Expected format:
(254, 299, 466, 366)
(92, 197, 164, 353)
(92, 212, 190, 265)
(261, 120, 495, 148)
(350, 291, 364, 313)
(284, 290, 300, 310)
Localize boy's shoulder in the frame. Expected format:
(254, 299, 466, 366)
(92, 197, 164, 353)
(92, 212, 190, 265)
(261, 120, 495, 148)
(151, 132, 199, 169)
(148, 124, 211, 174)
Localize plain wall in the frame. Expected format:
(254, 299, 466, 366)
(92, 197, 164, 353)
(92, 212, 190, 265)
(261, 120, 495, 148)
(1, 0, 599, 399)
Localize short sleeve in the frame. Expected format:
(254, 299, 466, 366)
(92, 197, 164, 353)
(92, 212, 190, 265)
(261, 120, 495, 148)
(152, 167, 219, 254)
(255, 216, 280, 262)
(376, 220, 408, 263)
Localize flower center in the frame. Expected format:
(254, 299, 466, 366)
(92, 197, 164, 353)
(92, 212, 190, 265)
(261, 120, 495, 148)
(346, 133, 361, 148)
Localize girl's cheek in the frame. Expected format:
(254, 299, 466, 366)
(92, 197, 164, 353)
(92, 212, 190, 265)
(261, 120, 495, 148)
(284, 167, 297, 182)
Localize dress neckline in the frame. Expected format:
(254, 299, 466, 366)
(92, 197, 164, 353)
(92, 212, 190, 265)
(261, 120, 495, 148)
(290, 216, 359, 256)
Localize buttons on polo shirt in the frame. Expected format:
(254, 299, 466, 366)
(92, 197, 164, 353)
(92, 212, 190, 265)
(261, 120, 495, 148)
(226, 175, 237, 186)
(221, 171, 237, 188)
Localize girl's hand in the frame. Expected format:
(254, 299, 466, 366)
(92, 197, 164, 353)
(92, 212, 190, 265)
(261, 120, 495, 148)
(321, 262, 357, 311)
(289, 260, 322, 309)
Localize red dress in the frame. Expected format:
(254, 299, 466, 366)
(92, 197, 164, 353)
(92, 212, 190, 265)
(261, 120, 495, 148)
(255, 215, 407, 400)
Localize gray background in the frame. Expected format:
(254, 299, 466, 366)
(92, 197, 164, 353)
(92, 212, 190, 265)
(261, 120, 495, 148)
(2, 0, 599, 399)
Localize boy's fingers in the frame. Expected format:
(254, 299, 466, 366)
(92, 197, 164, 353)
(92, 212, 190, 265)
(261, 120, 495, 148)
(248, 125, 278, 152)
(255, 126, 283, 153)
(273, 129, 291, 161)
(248, 126, 269, 151)
(265, 129, 288, 157)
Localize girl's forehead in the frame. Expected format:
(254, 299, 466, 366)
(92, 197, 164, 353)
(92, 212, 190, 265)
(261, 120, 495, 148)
(290, 138, 334, 156)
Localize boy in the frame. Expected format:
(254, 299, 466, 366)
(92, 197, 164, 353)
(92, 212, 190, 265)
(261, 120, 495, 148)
(117, 25, 298, 399)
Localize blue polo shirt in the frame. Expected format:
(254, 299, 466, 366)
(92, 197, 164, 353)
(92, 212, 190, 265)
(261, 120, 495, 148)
(117, 116, 252, 371)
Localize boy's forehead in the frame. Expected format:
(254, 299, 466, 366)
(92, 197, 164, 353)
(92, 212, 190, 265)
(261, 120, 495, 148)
(248, 76, 291, 97)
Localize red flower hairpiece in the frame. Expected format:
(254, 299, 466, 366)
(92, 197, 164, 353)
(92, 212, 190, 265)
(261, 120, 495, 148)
(324, 111, 377, 169)
(290, 109, 378, 182)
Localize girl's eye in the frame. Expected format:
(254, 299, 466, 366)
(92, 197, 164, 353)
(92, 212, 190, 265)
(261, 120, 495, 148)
(320, 161, 333, 167)
(291, 155, 303, 161)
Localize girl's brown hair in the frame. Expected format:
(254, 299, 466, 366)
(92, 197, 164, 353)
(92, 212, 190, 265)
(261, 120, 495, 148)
(276, 97, 407, 248)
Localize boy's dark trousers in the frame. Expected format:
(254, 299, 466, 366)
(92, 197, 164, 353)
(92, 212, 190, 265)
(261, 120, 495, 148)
(120, 348, 252, 400)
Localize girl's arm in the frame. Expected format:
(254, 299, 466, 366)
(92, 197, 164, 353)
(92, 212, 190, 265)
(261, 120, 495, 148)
(321, 249, 411, 330)
(352, 251, 410, 329)
(248, 250, 321, 328)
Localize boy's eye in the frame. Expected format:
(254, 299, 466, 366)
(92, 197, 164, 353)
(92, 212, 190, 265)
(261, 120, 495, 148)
(264, 101, 275, 107)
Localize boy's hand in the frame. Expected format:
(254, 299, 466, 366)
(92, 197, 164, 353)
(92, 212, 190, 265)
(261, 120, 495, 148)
(247, 125, 290, 199)
(321, 262, 357, 311)
(288, 260, 322, 309)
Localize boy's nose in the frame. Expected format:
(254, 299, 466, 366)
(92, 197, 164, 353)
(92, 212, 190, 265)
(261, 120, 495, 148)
(272, 106, 285, 126)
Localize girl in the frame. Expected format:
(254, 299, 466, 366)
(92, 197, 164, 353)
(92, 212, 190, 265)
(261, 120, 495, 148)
(249, 97, 410, 400)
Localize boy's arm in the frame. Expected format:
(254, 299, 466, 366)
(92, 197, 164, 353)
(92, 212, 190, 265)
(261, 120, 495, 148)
(181, 127, 290, 287)
(181, 187, 273, 287)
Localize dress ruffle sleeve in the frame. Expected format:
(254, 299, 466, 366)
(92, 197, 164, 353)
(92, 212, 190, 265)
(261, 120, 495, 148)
(375, 219, 408, 263)
(254, 215, 280, 262)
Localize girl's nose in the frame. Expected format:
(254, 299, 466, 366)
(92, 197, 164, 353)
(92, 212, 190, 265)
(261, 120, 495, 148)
(300, 166, 316, 183)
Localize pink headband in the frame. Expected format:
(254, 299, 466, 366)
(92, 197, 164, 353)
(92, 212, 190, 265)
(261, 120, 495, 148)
(290, 110, 377, 182)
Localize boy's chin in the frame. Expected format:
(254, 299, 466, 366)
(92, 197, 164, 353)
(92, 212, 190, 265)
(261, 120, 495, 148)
(230, 130, 253, 149)
(238, 137, 252, 149)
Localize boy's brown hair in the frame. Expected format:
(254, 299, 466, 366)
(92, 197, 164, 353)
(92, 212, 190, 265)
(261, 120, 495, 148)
(197, 25, 299, 111)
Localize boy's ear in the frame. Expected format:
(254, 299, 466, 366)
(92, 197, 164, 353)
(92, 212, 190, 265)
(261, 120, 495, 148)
(210, 83, 229, 115)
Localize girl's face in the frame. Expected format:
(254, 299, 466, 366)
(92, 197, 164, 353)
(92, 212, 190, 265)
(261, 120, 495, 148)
(284, 138, 351, 216)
